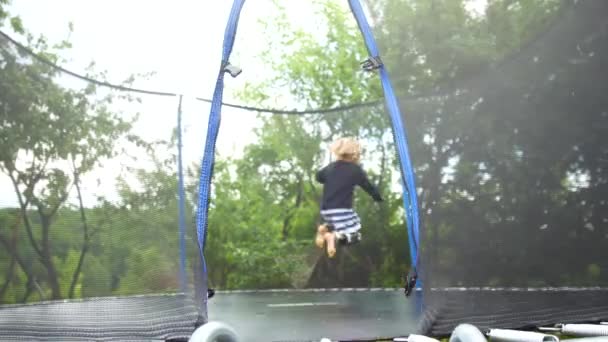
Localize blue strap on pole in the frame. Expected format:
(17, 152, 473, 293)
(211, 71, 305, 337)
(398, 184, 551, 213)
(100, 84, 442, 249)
(347, 0, 422, 276)
(195, 0, 246, 306)
(176, 95, 188, 293)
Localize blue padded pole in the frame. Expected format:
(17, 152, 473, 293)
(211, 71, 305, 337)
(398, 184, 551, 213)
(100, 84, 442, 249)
(194, 0, 246, 308)
(347, 0, 422, 278)
(177, 95, 188, 293)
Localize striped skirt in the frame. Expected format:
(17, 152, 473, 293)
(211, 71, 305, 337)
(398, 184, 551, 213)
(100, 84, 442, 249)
(320, 208, 362, 243)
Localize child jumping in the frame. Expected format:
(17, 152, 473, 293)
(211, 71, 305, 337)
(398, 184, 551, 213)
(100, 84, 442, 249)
(315, 137, 383, 258)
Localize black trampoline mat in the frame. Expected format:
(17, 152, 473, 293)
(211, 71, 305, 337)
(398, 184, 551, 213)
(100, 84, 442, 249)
(208, 289, 421, 342)
(0, 293, 199, 341)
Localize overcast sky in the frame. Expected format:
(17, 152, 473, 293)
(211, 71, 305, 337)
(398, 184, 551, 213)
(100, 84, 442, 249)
(1, 0, 324, 206)
(1, 0, 487, 207)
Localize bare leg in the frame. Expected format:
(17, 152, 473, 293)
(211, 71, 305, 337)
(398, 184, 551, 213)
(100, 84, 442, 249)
(316, 224, 328, 248)
(324, 232, 336, 258)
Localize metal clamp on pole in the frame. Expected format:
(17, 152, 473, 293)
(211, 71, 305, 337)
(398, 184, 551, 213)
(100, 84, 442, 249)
(223, 62, 242, 77)
(361, 55, 383, 71)
(403, 269, 417, 297)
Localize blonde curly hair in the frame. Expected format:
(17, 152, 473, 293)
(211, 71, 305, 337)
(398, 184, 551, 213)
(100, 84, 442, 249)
(329, 137, 361, 163)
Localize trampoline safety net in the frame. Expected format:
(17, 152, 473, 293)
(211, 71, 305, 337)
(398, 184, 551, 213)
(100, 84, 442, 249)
(1, 0, 608, 341)
(0, 32, 208, 339)
(399, 0, 608, 336)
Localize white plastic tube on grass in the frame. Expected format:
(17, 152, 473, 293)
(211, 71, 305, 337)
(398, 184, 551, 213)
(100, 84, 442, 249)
(540, 324, 608, 337)
(400, 334, 442, 342)
(561, 324, 608, 337)
(488, 329, 559, 342)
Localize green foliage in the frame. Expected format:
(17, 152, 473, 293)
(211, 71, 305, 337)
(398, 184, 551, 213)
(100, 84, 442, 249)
(373, 0, 608, 287)
(230, 1, 406, 287)
(0, 1, 8, 27)
(0, 10, 143, 302)
(224, 0, 604, 288)
(204, 158, 313, 289)
(376, 0, 562, 94)
(9, 16, 23, 33)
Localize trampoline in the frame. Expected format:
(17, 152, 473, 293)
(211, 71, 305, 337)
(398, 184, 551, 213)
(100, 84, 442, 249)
(0, 289, 420, 341)
(1, 0, 608, 341)
(0, 294, 198, 341)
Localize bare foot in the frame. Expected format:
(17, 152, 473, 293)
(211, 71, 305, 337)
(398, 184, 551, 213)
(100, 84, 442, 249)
(315, 224, 328, 248)
(325, 232, 336, 258)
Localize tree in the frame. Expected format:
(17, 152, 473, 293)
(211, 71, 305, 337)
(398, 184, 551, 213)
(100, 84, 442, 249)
(370, 0, 607, 287)
(227, 0, 581, 288)
(0, 8, 141, 300)
(230, 0, 407, 287)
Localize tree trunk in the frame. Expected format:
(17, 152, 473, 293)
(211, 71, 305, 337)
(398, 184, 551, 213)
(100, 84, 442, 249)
(39, 212, 61, 299)
(0, 215, 20, 302)
(281, 175, 304, 240)
(68, 245, 88, 299)
(69, 173, 91, 299)
(336, 252, 345, 284)
(0, 256, 16, 301)
(8, 172, 42, 258)
(422, 145, 450, 281)
(0, 234, 37, 303)
(22, 279, 34, 303)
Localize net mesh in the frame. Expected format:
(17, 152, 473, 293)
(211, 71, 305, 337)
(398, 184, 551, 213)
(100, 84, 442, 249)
(0, 30, 210, 339)
(366, 0, 608, 336)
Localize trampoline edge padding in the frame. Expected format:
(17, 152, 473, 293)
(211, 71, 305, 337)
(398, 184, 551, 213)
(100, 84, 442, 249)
(0, 293, 199, 341)
(419, 289, 608, 337)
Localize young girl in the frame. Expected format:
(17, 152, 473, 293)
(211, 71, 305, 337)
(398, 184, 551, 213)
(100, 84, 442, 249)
(315, 137, 383, 258)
